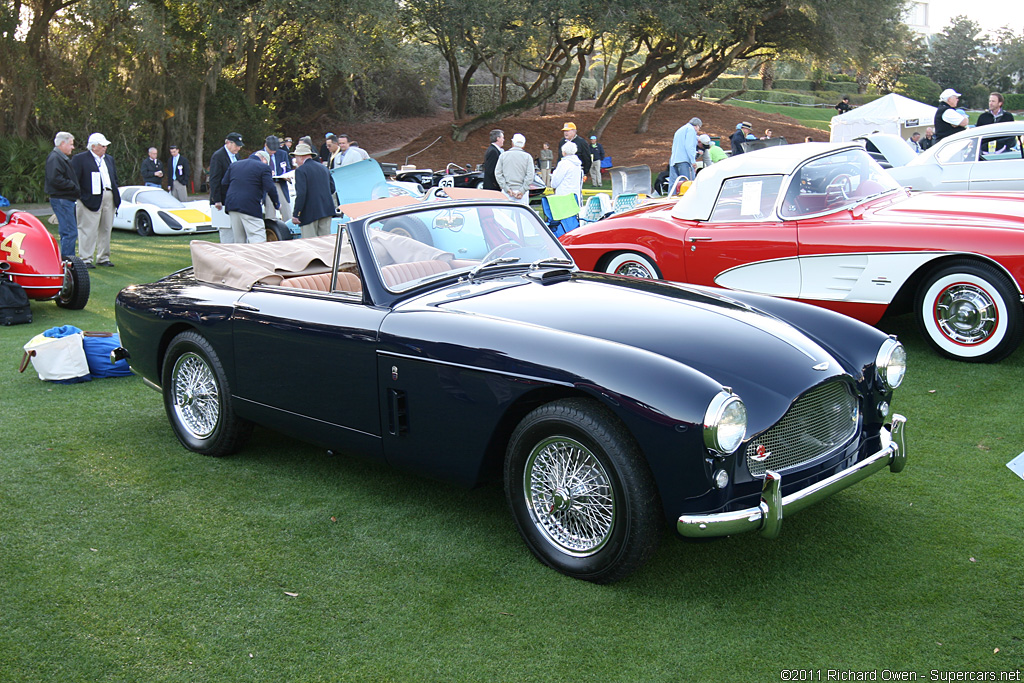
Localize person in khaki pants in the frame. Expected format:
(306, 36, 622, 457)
(70, 132, 120, 268)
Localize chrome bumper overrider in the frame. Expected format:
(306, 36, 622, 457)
(677, 414, 907, 539)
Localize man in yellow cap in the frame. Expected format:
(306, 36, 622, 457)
(557, 122, 593, 182)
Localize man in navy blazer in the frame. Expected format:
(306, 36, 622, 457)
(290, 142, 337, 238)
(222, 150, 279, 243)
(71, 132, 121, 267)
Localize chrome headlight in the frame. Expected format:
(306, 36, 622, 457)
(875, 337, 907, 390)
(703, 391, 747, 455)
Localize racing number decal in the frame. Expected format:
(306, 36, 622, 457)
(439, 175, 455, 188)
(0, 232, 27, 264)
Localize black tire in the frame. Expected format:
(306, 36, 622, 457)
(264, 219, 292, 242)
(915, 259, 1024, 362)
(655, 170, 670, 196)
(162, 331, 253, 456)
(383, 216, 433, 245)
(135, 211, 154, 236)
(55, 256, 90, 310)
(504, 398, 662, 583)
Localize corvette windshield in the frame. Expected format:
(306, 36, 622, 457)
(366, 203, 572, 291)
(780, 149, 900, 219)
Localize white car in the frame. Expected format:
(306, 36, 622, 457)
(112, 185, 215, 236)
(884, 121, 1024, 192)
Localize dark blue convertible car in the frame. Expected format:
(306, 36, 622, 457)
(114, 197, 908, 583)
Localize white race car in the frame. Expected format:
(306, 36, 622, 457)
(113, 186, 215, 236)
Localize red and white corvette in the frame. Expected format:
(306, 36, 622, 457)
(562, 143, 1024, 362)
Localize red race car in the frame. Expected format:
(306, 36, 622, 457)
(562, 143, 1024, 362)
(0, 204, 90, 310)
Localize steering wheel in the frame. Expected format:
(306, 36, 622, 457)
(481, 242, 521, 262)
(825, 174, 853, 208)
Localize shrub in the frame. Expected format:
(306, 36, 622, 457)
(0, 137, 52, 203)
(1004, 93, 1024, 110)
(704, 88, 818, 105)
(895, 74, 941, 105)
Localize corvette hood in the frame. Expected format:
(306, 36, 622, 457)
(433, 272, 847, 406)
(871, 191, 1024, 227)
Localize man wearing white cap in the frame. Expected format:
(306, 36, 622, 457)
(495, 133, 534, 205)
(71, 132, 120, 267)
(934, 88, 969, 142)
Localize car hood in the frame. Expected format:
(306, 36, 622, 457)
(430, 272, 847, 407)
(870, 191, 1024, 227)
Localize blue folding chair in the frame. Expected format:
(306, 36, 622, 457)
(541, 194, 581, 237)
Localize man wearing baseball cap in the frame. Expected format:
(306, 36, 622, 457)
(589, 134, 605, 187)
(71, 132, 120, 267)
(934, 89, 969, 142)
(208, 132, 243, 242)
(557, 122, 593, 181)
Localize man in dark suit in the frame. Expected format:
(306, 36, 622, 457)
(71, 132, 121, 267)
(141, 147, 164, 187)
(290, 142, 337, 238)
(482, 129, 504, 190)
(557, 122, 593, 179)
(264, 135, 292, 222)
(223, 149, 279, 243)
(167, 145, 190, 201)
(208, 132, 243, 242)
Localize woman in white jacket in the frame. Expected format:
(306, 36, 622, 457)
(550, 142, 583, 200)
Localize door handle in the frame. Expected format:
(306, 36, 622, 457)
(688, 236, 712, 242)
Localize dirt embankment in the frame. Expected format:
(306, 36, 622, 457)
(310, 99, 828, 172)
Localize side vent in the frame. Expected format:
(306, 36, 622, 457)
(387, 388, 409, 435)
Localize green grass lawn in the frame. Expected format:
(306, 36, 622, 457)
(2, 225, 1023, 681)
(733, 101, 986, 132)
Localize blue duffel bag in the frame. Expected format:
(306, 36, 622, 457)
(82, 331, 133, 378)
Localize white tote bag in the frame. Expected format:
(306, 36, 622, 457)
(20, 332, 90, 381)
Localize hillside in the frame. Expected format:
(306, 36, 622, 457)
(315, 99, 829, 172)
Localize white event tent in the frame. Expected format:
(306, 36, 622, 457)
(829, 93, 937, 142)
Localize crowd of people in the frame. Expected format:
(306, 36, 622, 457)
(42, 129, 377, 258)
(41, 86, 1018, 263)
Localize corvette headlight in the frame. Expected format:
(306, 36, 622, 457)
(875, 337, 907, 390)
(703, 391, 746, 455)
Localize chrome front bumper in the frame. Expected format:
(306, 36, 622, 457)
(677, 414, 907, 539)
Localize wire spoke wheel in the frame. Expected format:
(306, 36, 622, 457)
(171, 352, 221, 439)
(525, 436, 615, 556)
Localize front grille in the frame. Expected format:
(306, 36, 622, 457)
(745, 380, 859, 477)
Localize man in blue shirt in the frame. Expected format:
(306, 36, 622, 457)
(669, 117, 701, 191)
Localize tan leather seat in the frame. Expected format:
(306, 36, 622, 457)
(279, 271, 361, 293)
(380, 260, 451, 288)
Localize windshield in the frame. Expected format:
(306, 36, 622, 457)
(780, 148, 900, 219)
(365, 203, 572, 291)
(136, 189, 186, 209)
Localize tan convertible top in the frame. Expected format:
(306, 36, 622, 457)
(190, 230, 452, 291)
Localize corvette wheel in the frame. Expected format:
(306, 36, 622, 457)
(162, 331, 252, 456)
(135, 212, 154, 236)
(505, 399, 661, 583)
(916, 260, 1023, 362)
(55, 256, 90, 310)
(604, 252, 661, 279)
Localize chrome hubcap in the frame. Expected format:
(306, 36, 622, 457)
(935, 284, 997, 345)
(524, 436, 615, 556)
(614, 261, 653, 279)
(171, 352, 219, 438)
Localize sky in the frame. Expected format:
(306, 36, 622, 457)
(927, 0, 1024, 37)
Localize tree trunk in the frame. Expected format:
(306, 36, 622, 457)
(590, 92, 631, 140)
(566, 53, 586, 111)
(760, 59, 775, 90)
